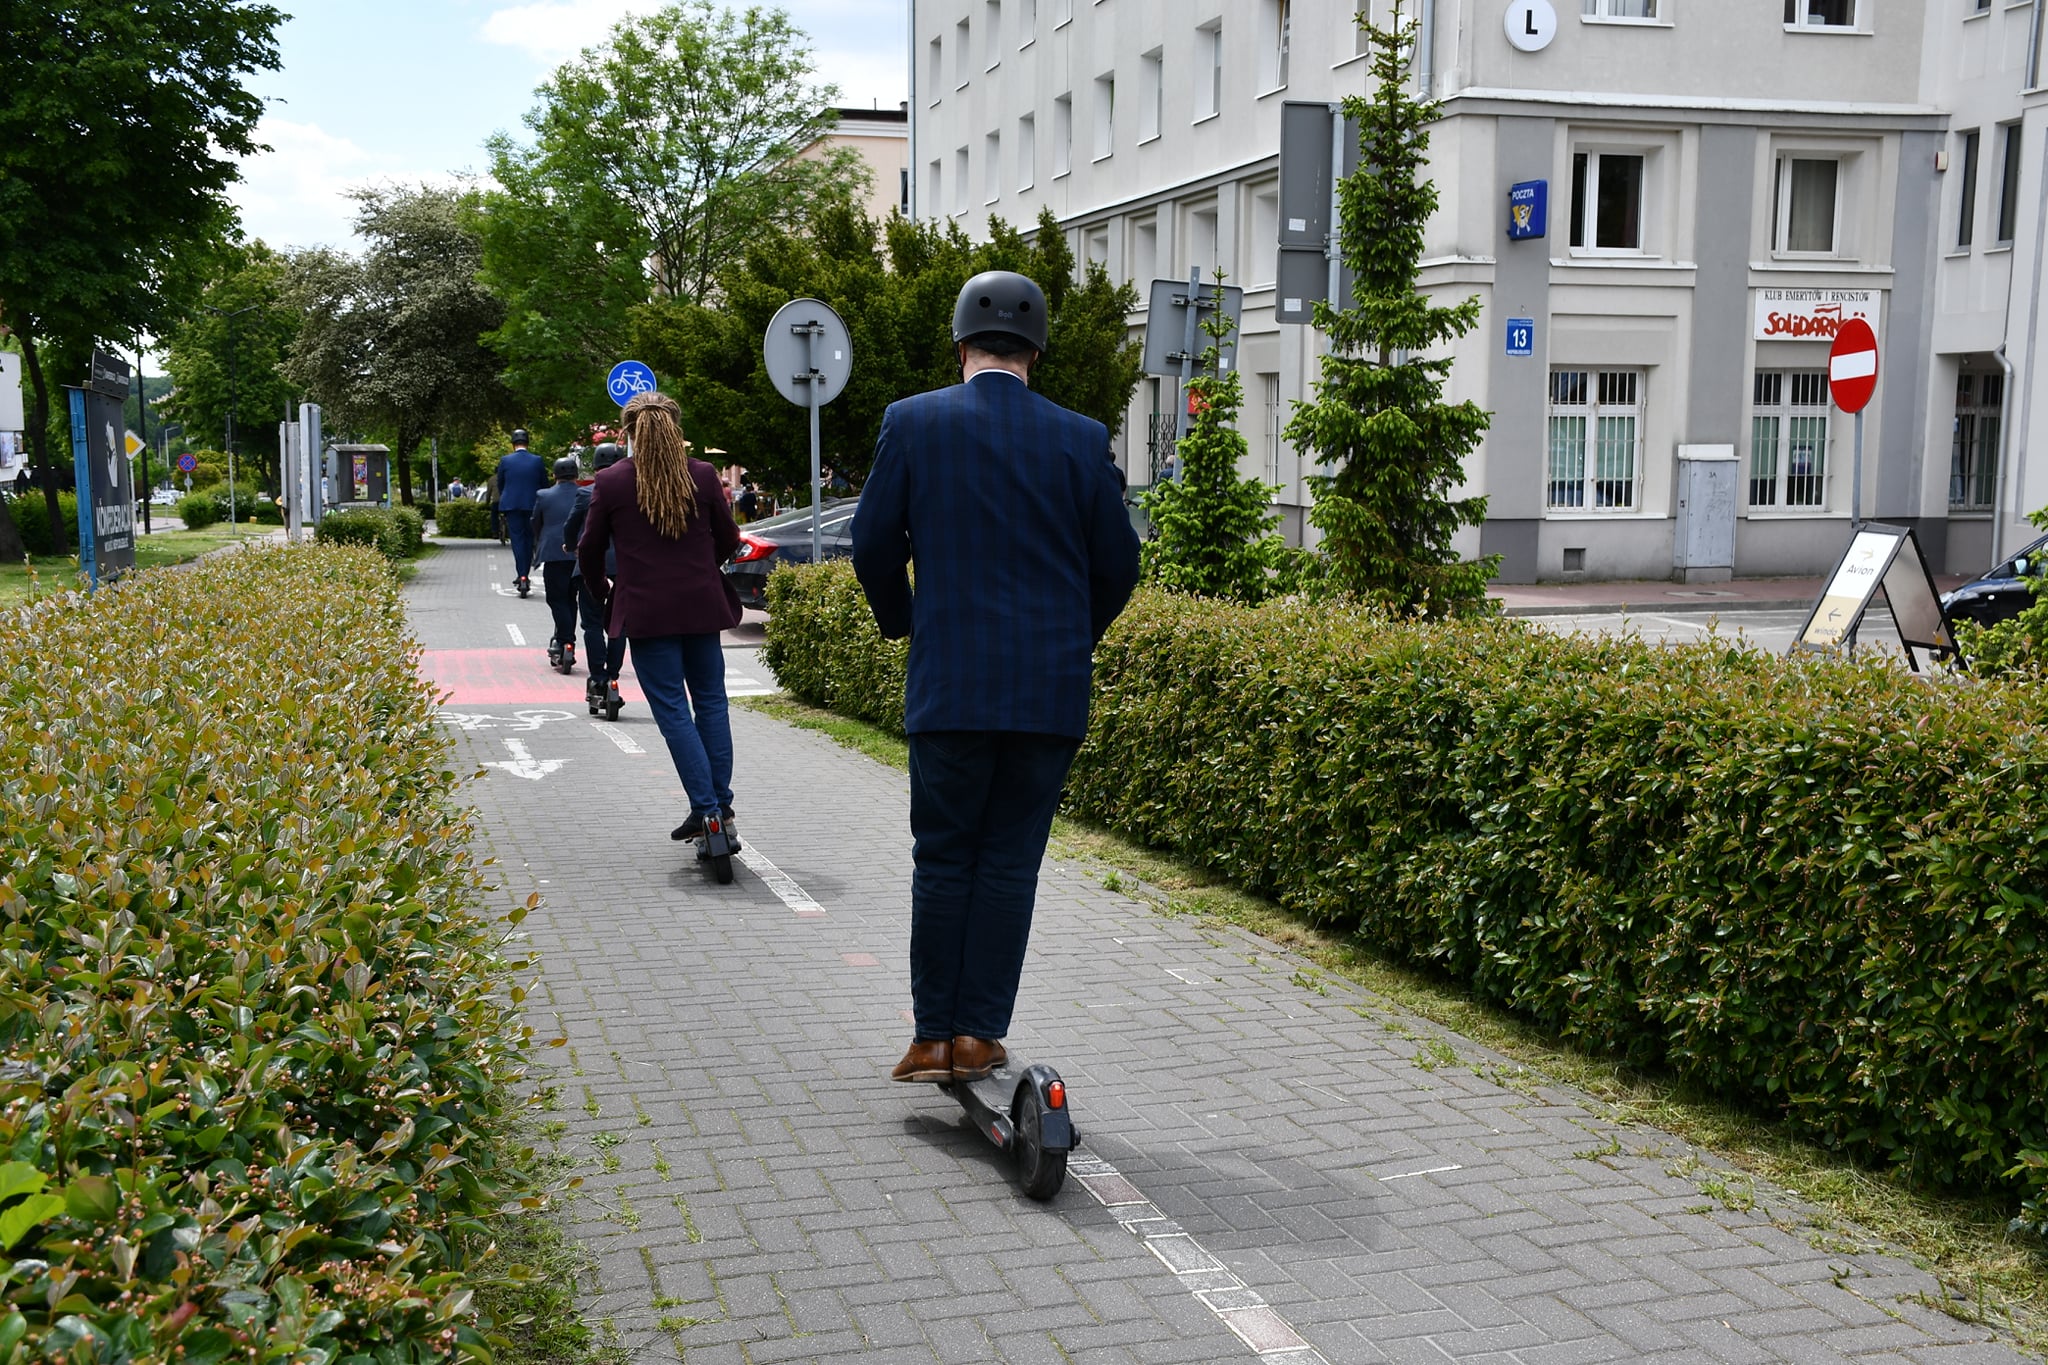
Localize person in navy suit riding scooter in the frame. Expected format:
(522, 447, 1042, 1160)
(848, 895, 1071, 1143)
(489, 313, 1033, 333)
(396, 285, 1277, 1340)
(852, 270, 1141, 1087)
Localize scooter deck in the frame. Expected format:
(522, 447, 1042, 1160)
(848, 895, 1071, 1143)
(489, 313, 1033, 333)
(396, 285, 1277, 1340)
(939, 1060, 1076, 1154)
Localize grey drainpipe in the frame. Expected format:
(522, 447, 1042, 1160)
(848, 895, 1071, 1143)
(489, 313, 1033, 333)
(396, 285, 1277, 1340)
(2029, 0, 2043, 90)
(906, 0, 917, 220)
(1419, 0, 1437, 97)
(1993, 345, 2016, 563)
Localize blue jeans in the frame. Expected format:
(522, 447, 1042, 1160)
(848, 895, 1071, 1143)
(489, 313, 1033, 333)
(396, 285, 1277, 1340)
(631, 634, 733, 817)
(506, 512, 535, 580)
(907, 731, 1080, 1042)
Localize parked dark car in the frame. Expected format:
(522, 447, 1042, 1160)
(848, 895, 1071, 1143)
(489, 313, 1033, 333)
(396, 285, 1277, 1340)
(722, 497, 858, 609)
(1941, 530, 2048, 629)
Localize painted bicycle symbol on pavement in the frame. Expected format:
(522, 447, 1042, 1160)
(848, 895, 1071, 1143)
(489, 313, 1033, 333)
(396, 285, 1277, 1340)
(438, 708, 573, 732)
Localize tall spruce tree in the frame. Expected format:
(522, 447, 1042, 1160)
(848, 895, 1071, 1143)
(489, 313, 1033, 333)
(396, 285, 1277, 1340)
(1285, 17, 1498, 617)
(1142, 290, 1293, 603)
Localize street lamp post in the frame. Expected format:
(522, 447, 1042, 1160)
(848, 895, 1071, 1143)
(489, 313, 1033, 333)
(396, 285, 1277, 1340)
(204, 304, 258, 528)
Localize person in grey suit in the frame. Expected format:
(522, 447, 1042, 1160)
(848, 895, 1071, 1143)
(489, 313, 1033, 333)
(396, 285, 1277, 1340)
(852, 270, 1141, 1087)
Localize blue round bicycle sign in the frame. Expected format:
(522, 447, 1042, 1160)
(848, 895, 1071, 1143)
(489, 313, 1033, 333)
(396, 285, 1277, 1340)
(606, 360, 657, 406)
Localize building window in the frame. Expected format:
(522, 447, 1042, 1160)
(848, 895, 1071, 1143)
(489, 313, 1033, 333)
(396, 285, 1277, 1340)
(1998, 125, 2023, 244)
(1186, 203, 1220, 276)
(984, 131, 1001, 203)
(953, 147, 968, 215)
(1139, 49, 1163, 141)
(1094, 72, 1115, 161)
(1547, 370, 1642, 510)
(1774, 157, 1839, 254)
(1053, 94, 1073, 176)
(1017, 114, 1035, 190)
(985, 0, 1001, 68)
(1196, 21, 1222, 121)
(1085, 226, 1110, 271)
(1784, 0, 1855, 26)
(1248, 184, 1279, 284)
(927, 158, 942, 216)
(1750, 371, 1830, 508)
(1958, 130, 1981, 249)
(1132, 217, 1158, 284)
(899, 167, 909, 215)
(1259, 0, 1291, 89)
(927, 37, 942, 103)
(955, 18, 971, 86)
(1020, 0, 1037, 44)
(1950, 368, 2004, 510)
(1583, 0, 1659, 16)
(1569, 152, 1645, 251)
(1054, 0, 1072, 24)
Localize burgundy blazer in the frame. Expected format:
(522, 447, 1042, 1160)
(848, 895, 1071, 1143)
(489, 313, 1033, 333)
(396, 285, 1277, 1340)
(575, 456, 743, 639)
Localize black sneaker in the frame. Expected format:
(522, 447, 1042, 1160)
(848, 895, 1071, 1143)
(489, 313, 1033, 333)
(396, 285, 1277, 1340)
(670, 808, 740, 847)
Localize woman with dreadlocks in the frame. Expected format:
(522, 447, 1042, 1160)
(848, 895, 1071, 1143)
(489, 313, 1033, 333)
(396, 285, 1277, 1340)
(576, 390, 745, 844)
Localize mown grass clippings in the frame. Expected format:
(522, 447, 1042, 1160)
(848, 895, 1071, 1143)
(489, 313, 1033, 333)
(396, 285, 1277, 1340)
(0, 543, 612, 1365)
(735, 673, 2048, 1359)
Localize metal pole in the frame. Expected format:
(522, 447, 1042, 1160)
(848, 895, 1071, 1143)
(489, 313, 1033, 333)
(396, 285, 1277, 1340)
(1327, 104, 1344, 317)
(431, 437, 440, 510)
(1174, 267, 1202, 463)
(133, 351, 151, 536)
(1852, 407, 1864, 526)
(804, 322, 823, 564)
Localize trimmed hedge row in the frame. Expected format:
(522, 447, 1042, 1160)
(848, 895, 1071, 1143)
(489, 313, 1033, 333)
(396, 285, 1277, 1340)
(316, 507, 425, 561)
(764, 561, 2048, 1228)
(432, 501, 495, 540)
(0, 545, 535, 1363)
(5, 492, 80, 556)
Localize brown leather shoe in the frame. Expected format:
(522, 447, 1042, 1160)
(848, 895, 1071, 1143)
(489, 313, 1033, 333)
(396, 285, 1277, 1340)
(890, 1039, 952, 1083)
(951, 1036, 1007, 1082)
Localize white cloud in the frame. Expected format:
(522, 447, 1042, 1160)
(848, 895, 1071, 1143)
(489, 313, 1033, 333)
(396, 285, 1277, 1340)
(230, 117, 382, 251)
(480, 0, 655, 62)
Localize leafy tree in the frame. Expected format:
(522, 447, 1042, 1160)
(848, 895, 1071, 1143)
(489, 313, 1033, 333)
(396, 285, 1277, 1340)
(158, 242, 301, 478)
(1285, 18, 1497, 618)
(636, 206, 1142, 493)
(480, 1, 867, 438)
(0, 0, 282, 555)
(284, 185, 513, 505)
(1142, 291, 1293, 603)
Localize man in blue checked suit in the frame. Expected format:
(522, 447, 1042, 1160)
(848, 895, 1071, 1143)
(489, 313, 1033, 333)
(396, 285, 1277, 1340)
(853, 270, 1141, 1088)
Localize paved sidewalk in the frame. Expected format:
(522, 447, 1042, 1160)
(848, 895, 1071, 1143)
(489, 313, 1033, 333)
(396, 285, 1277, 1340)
(408, 538, 2026, 1365)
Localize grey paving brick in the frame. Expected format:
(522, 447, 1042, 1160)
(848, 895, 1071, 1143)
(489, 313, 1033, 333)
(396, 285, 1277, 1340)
(404, 538, 2034, 1365)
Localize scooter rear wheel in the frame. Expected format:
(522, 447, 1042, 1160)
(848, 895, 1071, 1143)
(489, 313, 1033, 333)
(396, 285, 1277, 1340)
(1013, 1082, 1066, 1201)
(709, 853, 733, 885)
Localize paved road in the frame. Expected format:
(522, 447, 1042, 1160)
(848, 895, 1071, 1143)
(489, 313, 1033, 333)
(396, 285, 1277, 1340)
(408, 537, 2023, 1364)
(1527, 606, 1923, 662)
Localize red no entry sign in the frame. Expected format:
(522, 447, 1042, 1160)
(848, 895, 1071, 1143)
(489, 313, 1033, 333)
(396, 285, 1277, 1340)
(1829, 317, 1879, 414)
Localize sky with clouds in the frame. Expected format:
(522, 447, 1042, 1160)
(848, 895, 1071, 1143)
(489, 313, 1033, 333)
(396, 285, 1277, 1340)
(233, 0, 907, 253)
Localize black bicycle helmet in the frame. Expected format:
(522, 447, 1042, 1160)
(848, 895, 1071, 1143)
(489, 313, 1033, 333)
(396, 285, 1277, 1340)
(553, 455, 581, 481)
(592, 442, 625, 470)
(511, 428, 531, 446)
(951, 270, 1048, 353)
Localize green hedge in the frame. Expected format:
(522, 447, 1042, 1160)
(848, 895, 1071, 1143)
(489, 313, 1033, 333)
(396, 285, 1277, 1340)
(433, 500, 494, 540)
(765, 561, 2048, 1229)
(0, 545, 533, 1363)
(5, 491, 80, 556)
(316, 507, 423, 561)
(174, 492, 221, 529)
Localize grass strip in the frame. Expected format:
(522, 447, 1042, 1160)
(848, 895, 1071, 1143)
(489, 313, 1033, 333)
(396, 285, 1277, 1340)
(0, 524, 276, 604)
(737, 689, 2048, 1358)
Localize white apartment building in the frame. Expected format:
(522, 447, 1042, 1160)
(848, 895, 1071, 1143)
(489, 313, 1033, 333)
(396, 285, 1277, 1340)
(907, 0, 2048, 581)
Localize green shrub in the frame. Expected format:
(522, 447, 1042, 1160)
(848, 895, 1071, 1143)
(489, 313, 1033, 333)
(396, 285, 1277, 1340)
(6, 491, 81, 556)
(250, 497, 284, 525)
(175, 491, 221, 529)
(766, 561, 2048, 1232)
(433, 499, 495, 539)
(0, 545, 532, 1364)
(315, 508, 420, 561)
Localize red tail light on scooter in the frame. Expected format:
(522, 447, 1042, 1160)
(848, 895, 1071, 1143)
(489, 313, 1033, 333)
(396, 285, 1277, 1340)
(730, 534, 773, 563)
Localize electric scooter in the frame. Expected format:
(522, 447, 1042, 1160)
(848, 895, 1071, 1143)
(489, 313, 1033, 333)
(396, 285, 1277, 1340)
(938, 1057, 1078, 1200)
